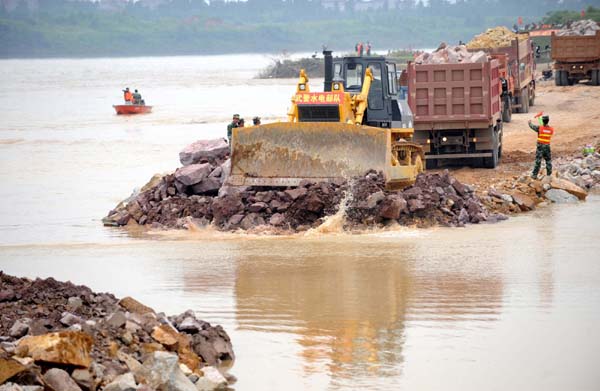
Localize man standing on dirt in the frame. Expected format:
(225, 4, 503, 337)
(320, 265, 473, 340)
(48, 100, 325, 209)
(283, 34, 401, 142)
(227, 114, 240, 146)
(528, 115, 554, 179)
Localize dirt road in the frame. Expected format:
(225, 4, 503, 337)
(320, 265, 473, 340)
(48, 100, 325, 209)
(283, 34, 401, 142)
(444, 82, 600, 191)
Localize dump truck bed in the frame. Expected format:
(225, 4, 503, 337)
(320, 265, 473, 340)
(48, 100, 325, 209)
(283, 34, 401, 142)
(407, 60, 501, 130)
(551, 31, 600, 63)
(469, 38, 534, 90)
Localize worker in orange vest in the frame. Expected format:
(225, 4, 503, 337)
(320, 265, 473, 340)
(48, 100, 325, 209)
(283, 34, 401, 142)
(123, 87, 133, 104)
(528, 114, 554, 178)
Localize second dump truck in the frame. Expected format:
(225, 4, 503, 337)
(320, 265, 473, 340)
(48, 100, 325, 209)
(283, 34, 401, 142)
(468, 36, 536, 121)
(407, 58, 503, 169)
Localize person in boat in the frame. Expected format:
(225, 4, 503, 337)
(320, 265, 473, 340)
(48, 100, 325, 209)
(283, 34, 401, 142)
(132, 89, 143, 105)
(252, 116, 261, 126)
(123, 88, 132, 104)
(238, 118, 245, 127)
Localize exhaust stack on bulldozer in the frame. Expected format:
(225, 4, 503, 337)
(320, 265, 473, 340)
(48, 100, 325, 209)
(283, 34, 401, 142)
(228, 51, 424, 189)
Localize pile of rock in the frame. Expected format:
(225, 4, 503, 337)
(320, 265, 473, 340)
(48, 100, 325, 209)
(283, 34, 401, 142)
(103, 137, 506, 232)
(479, 152, 596, 213)
(467, 26, 521, 49)
(0, 272, 234, 391)
(344, 170, 506, 227)
(556, 19, 600, 36)
(414, 43, 487, 64)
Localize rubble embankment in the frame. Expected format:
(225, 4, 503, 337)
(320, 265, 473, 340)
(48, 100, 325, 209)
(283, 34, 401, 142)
(0, 272, 235, 391)
(102, 139, 598, 234)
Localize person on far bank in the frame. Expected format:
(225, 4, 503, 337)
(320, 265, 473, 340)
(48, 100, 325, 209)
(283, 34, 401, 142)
(253, 116, 261, 126)
(366, 41, 372, 56)
(528, 114, 554, 179)
(227, 114, 240, 145)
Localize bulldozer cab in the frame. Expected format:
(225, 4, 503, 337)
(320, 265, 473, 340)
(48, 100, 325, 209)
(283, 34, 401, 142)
(330, 56, 412, 129)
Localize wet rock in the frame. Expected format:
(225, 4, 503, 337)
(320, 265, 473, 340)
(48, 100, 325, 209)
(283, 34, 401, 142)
(194, 366, 227, 391)
(366, 191, 385, 208)
(103, 372, 137, 391)
(458, 208, 469, 224)
(175, 164, 213, 186)
(510, 193, 536, 211)
(285, 187, 308, 200)
(550, 177, 587, 200)
(379, 195, 407, 220)
(9, 320, 29, 338)
(269, 213, 286, 226)
(545, 189, 578, 203)
(408, 198, 425, 212)
(177, 317, 202, 334)
(16, 331, 93, 368)
(240, 213, 266, 230)
(191, 178, 222, 195)
(226, 214, 244, 227)
(179, 139, 229, 167)
(211, 195, 244, 225)
(43, 368, 82, 391)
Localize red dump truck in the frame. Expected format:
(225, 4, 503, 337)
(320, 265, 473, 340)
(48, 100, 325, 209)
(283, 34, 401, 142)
(551, 31, 600, 86)
(407, 59, 503, 169)
(469, 37, 536, 122)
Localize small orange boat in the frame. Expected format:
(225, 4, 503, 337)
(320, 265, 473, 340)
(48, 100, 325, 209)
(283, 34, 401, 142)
(113, 104, 153, 115)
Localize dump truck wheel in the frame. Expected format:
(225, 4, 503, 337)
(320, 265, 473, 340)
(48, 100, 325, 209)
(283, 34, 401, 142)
(519, 88, 529, 114)
(483, 129, 499, 169)
(555, 71, 562, 86)
(502, 99, 512, 123)
(560, 71, 569, 86)
(592, 70, 600, 86)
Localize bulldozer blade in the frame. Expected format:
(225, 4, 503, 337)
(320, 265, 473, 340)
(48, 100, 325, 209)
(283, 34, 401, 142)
(228, 122, 418, 187)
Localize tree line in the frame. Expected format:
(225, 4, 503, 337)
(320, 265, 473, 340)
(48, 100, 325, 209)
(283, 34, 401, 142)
(0, 0, 597, 58)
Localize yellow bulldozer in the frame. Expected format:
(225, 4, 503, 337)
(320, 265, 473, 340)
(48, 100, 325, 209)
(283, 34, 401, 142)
(228, 50, 424, 190)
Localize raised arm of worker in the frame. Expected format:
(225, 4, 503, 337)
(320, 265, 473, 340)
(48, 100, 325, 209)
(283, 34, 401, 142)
(528, 120, 539, 133)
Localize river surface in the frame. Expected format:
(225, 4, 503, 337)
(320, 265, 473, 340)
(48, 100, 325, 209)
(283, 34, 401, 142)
(1, 55, 600, 390)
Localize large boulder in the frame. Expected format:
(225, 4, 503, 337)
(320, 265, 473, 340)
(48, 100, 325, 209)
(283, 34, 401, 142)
(43, 368, 82, 391)
(378, 195, 407, 220)
(510, 193, 536, 211)
(179, 139, 229, 166)
(16, 331, 93, 368)
(175, 164, 213, 186)
(191, 178, 222, 195)
(194, 367, 227, 391)
(136, 352, 196, 391)
(550, 177, 587, 200)
(545, 189, 578, 203)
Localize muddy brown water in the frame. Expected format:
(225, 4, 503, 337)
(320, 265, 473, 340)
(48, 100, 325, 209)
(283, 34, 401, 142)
(1, 55, 600, 390)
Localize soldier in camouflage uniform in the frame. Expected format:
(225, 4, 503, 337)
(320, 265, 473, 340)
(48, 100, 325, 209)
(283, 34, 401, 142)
(227, 114, 240, 146)
(528, 115, 554, 179)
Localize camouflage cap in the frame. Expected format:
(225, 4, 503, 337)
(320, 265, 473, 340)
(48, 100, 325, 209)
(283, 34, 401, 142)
(233, 114, 240, 119)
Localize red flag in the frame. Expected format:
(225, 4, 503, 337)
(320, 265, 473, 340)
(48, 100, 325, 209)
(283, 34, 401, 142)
(518, 16, 523, 25)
